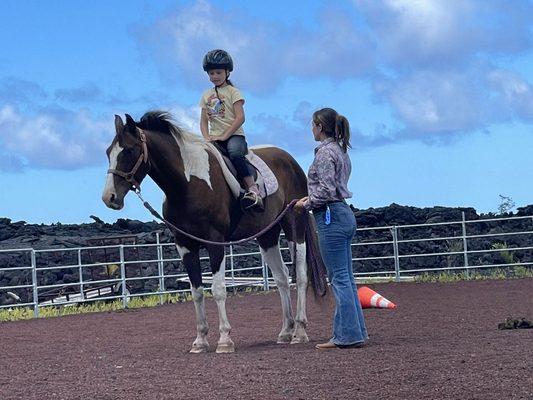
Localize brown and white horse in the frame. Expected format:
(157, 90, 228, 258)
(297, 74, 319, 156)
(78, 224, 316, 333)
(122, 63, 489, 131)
(102, 111, 325, 353)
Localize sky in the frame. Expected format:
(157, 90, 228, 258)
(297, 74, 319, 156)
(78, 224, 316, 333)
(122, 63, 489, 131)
(1, 0, 532, 224)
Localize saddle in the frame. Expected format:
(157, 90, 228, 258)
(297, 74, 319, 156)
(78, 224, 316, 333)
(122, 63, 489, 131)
(211, 142, 258, 182)
(207, 142, 279, 200)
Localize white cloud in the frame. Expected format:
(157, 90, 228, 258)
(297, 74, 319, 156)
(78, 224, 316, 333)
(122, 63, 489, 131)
(4, 0, 531, 168)
(374, 64, 533, 137)
(354, 0, 533, 68)
(167, 105, 201, 134)
(0, 105, 110, 171)
(133, 0, 533, 146)
(134, 0, 374, 93)
(488, 69, 533, 120)
(0, 101, 205, 172)
(376, 70, 488, 133)
(350, 0, 533, 140)
(249, 101, 320, 154)
(251, 112, 314, 154)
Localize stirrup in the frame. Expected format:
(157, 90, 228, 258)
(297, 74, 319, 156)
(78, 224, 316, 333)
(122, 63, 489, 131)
(241, 190, 264, 211)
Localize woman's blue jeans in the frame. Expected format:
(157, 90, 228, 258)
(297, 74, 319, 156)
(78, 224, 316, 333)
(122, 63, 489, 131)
(314, 202, 368, 345)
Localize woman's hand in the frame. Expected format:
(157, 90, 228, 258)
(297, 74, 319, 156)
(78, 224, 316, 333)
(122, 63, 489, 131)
(294, 196, 309, 213)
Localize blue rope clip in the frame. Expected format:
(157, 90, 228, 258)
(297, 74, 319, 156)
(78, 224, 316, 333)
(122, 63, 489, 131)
(325, 205, 331, 225)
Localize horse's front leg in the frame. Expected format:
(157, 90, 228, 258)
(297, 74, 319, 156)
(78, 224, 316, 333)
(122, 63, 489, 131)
(207, 245, 234, 353)
(177, 244, 209, 353)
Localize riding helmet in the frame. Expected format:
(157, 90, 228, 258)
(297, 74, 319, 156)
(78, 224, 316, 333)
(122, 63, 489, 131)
(202, 49, 234, 72)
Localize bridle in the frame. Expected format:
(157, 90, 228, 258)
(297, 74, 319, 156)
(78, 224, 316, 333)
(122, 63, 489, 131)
(107, 129, 149, 192)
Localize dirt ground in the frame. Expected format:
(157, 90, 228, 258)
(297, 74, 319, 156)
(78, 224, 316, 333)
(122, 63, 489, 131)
(0, 278, 532, 400)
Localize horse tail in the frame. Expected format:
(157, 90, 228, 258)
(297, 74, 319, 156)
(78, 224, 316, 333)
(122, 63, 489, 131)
(303, 212, 328, 297)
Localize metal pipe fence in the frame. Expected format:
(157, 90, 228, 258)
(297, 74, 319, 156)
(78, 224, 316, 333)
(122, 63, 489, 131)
(0, 214, 531, 317)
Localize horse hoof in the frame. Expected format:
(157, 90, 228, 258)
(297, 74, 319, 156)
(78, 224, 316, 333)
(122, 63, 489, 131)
(189, 344, 209, 354)
(277, 334, 292, 344)
(290, 335, 309, 344)
(216, 342, 235, 353)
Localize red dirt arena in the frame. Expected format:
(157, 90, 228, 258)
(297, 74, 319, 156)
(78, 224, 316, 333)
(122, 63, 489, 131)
(1, 278, 532, 400)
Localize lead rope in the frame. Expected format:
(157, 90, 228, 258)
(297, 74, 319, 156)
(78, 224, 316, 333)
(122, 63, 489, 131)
(133, 188, 299, 246)
(134, 188, 328, 297)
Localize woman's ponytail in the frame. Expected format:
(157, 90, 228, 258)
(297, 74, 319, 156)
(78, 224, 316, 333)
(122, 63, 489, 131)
(335, 114, 351, 153)
(313, 108, 352, 152)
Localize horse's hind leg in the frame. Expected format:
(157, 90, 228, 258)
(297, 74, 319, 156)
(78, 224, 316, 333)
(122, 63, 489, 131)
(207, 245, 235, 353)
(176, 243, 209, 353)
(258, 228, 295, 344)
(289, 241, 309, 343)
(282, 214, 309, 344)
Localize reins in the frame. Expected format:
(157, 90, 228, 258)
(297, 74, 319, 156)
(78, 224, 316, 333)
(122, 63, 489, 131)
(134, 189, 298, 246)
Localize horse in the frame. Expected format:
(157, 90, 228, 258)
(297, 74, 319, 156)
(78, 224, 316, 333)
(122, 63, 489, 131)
(102, 111, 326, 353)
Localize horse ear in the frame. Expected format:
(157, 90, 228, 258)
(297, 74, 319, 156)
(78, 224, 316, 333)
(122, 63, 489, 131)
(114, 115, 124, 134)
(125, 114, 137, 134)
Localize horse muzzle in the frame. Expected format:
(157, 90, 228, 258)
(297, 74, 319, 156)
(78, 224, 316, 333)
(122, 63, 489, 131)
(102, 191, 124, 210)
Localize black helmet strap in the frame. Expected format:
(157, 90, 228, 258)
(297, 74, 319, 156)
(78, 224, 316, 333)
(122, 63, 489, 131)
(214, 71, 230, 102)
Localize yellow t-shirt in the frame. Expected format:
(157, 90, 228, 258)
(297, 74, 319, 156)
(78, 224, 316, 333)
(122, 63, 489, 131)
(199, 85, 245, 138)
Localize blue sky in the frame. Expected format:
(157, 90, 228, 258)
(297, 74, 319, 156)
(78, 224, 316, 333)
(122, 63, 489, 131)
(1, 0, 532, 224)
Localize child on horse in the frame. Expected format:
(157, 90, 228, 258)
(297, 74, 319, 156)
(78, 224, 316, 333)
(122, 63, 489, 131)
(199, 49, 263, 211)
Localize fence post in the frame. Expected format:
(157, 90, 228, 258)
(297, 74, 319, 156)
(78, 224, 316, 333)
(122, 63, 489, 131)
(156, 232, 165, 305)
(392, 226, 401, 282)
(77, 249, 84, 300)
(461, 211, 470, 278)
(229, 245, 236, 294)
(119, 245, 128, 308)
(31, 249, 39, 318)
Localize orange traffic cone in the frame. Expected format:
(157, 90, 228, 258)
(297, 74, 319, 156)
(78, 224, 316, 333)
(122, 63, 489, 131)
(357, 286, 396, 309)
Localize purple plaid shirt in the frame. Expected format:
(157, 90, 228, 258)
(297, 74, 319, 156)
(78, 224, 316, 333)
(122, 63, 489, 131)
(303, 137, 353, 210)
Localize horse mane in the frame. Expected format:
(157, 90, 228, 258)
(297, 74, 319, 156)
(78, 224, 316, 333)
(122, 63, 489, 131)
(137, 111, 183, 137)
(137, 110, 204, 145)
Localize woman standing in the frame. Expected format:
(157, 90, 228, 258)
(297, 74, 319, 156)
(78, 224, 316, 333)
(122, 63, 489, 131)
(295, 108, 368, 349)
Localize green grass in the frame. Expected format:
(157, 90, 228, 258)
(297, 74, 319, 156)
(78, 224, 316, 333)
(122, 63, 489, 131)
(1, 269, 530, 322)
(413, 266, 533, 283)
(0, 286, 265, 323)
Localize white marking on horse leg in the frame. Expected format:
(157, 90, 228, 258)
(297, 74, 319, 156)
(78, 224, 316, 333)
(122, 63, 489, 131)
(260, 245, 295, 344)
(291, 242, 309, 344)
(102, 142, 123, 202)
(288, 240, 295, 266)
(212, 257, 234, 353)
(175, 244, 209, 353)
(190, 285, 209, 353)
(175, 245, 190, 258)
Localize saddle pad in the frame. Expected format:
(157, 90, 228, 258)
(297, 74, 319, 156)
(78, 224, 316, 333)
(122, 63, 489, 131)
(246, 151, 279, 197)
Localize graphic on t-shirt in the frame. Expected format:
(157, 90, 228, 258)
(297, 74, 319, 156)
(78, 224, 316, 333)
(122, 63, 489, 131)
(206, 93, 226, 119)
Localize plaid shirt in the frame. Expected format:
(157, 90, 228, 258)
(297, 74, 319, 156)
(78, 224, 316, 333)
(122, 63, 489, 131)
(303, 137, 353, 210)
